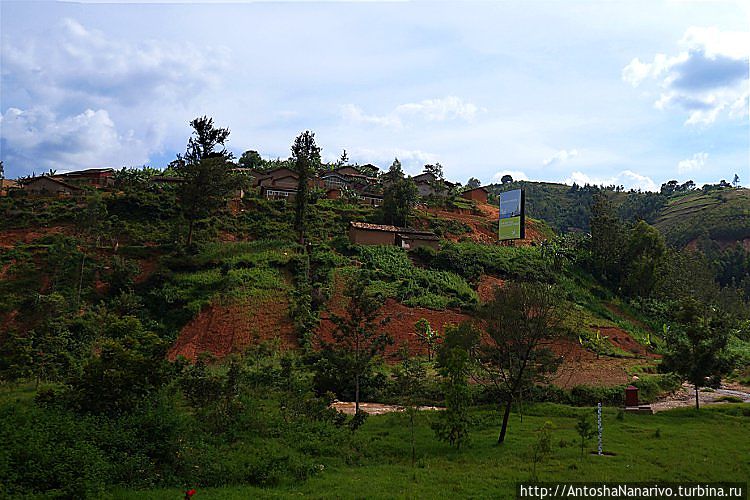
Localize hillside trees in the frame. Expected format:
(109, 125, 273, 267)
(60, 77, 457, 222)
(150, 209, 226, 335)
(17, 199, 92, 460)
(382, 177, 419, 227)
(291, 131, 322, 245)
(319, 272, 392, 413)
(621, 220, 666, 297)
(474, 283, 566, 444)
(173, 116, 240, 245)
(590, 194, 625, 286)
(466, 177, 481, 189)
(660, 299, 733, 410)
(238, 150, 264, 170)
(432, 322, 476, 449)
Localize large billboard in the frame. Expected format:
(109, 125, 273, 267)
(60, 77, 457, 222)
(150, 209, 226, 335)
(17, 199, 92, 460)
(498, 188, 525, 240)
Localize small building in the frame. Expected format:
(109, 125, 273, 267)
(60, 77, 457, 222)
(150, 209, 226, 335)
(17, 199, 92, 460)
(348, 222, 439, 250)
(53, 168, 115, 187)
(461, 186, 489, 203)
(0, 179, 19, 196)
(22, 176, 83, 196)
(396, 231, 440, 251)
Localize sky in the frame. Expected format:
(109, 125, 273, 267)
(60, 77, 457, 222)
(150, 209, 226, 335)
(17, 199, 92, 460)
(1, 0, 748, 190)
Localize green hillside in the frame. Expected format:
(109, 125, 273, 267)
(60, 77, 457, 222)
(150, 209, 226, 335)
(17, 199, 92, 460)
(654, 188, 750, 246)
(489, 182, 750, 249)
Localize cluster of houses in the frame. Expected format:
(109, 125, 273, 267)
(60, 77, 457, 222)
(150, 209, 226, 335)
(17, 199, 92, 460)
(3, 165, 490, 206)
(1, 168, 115, 197)
(2, 164, 493, 252)
(249, 165, 488, 206)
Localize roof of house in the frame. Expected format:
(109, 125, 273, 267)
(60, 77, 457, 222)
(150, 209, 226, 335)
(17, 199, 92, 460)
(23, 175, 83, 191)
(412, 172, 436, 182)
(349, 221, 437, 237)
(397, 232, 440, 241)
(463, 186, 489, 194)
(56, 168, 115, 176)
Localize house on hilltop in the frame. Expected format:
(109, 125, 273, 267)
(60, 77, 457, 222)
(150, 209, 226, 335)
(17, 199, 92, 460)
(461, 186, 489, 203)
(21, 176, 84, 196)
(348, 221, 439, 251)
(52, 168, 115, 188)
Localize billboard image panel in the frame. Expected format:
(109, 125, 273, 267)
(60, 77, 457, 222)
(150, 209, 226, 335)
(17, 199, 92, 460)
(498, 189, 525, 241)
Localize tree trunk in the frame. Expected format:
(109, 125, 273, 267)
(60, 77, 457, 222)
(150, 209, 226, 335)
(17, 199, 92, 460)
(498, 399, 512, 444)
(695, 384, 700, 410)
(355, 374, 360, 414)
(187, 218, 195, 246)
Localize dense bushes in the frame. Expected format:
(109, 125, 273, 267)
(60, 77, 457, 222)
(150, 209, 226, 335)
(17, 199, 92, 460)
(425, 242, 550, 282)
(356, 245, 478, 308)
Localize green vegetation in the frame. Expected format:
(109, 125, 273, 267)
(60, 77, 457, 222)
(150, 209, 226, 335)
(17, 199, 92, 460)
(1, 131, 749, 497)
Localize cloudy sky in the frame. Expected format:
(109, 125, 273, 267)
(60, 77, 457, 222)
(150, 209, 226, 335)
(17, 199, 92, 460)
(1, 0, 748, 190)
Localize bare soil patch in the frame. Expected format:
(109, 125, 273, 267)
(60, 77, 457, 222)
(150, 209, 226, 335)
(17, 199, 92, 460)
(168, 296, 297, 361)
(331, 401, 444, 415)
(316, 298, 471, 358)
(651, 383, 750, 412)
(0, 226, 70, 248)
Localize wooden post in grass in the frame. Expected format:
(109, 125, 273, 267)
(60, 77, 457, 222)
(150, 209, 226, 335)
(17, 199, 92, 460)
(597, 402, 603, 456)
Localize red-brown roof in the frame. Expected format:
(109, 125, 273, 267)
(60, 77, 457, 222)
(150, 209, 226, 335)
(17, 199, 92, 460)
(349, 221, 437, 237)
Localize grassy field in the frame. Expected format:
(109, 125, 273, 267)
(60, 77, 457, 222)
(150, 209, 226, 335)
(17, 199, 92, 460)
(112, 403, 750, 499)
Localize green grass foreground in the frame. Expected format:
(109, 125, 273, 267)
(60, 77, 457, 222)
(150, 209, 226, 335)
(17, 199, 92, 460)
(113, 403, 750, 499)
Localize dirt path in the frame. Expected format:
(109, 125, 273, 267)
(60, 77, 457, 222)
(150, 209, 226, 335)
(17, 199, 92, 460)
(331, 401, 444, 415)
(651, 382, 750, 412)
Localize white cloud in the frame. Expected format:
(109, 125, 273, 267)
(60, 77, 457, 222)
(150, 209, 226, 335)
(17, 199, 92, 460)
(622, 26, 749, 125)
(677, 152, 709, 173)
(0, 107, 152, 171)
(0, 17, 228, 174)
(341, 96, 484, 129)
(492, 170, 528, 183)
(345, 147, 440, 174)
(543, 149, 579, 166)
(564, 170, 658, 192)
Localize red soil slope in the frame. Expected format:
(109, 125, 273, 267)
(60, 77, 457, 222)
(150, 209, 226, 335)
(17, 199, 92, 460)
(425, 201, 546, 245)
(168, 296, 297, 361)
(316, 298, 471, 358)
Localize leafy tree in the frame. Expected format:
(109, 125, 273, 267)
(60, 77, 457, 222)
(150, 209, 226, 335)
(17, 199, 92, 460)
(336, 149, 349, 167)
(423, 163, 444, 181)
(660, 299, 732, 410)
(324, 272, 392, 413)
(414, 318, 439, 361)
(238, 150, 264, 170)
(394, 350, 427, 466)
(575, 413, 596, 458)
(474, 282, 566, 444)
(621, 220, 666, 297)
(0, 159, 4, 180)
(181, 115, 231, 164)
(382, 177, 419, 227)
(173, 116, 240, 245)
(0, 329, 33, 382)
(291, 131, 321, 244)
(381, 158, 404, 184)
(65, 322, 172, 416)
(590, 193, 626, 285)
(501, 174, 513, 184)
(466, 177, 481, 189)
(432, 322, 476, 449)
(660, 180, 679, 196)
(356, 163, 379, 178)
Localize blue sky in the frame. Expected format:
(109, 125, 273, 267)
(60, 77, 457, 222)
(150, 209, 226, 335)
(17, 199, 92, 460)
(1, 0, 748, 190)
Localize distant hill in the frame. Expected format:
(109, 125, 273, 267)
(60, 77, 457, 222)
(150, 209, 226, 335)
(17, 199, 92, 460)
(488, 181, 750, 249)
(654, 188, 750, 247)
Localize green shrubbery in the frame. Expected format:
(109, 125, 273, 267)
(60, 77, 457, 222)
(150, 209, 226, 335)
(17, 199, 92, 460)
(355, 245, 477, 309)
